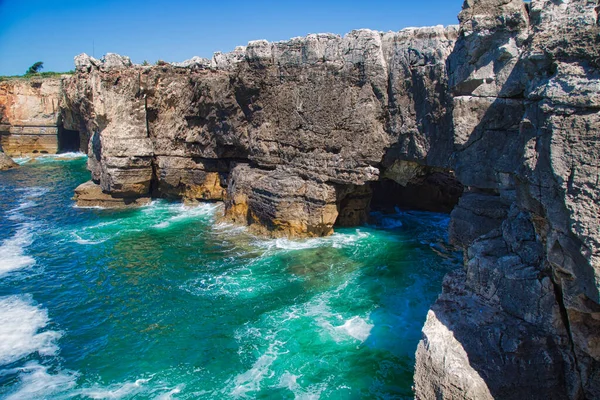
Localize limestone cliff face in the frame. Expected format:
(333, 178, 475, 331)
(0, 78, 63, 156)
(62, 27, 459, 231)
(59, 1, 600, 397)
(415, 0, 600, 399)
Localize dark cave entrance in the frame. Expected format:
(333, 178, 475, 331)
(334, 169, 464, 228)
(57, 123, 81, 153)
(371, 172, 464, 214)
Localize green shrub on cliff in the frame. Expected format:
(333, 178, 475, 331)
(26, 61, 44, 75)
(0, 70, 75, 82)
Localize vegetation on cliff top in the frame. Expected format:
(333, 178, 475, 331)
(0, 71, 74, 82)
(0, 61, 74, 82)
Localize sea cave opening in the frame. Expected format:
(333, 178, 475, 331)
(334, 168, 464, 229)
(57, 122, 81, 153)
(370, 171, 464, 214)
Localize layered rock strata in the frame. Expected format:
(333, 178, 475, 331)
(58, 1, 600, 397)
(62, 27, 459, 231)
(0, 78, 64, 155)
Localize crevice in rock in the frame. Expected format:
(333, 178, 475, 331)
(149, 156, 160, 198)
(549, 271, 586, 399)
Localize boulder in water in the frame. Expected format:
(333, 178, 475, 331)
(0, 152, 17, 171)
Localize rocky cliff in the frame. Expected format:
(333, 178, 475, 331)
(63, 27, 460, 227)
(0, 77, 64, 156)
(415, 0, 600, 399)
(58, 0, 599, 397)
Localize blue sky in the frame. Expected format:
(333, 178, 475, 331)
(0, 0, 462, 76)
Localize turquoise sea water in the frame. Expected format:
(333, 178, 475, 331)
(0, 156, 460, 399)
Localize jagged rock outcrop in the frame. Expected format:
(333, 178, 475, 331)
(0, 149, 17, 170)
(415, 0, 600, 399)
(72, 180, 151, 208)
(62, 25, 460, 231)
(58, 1, 600, 397)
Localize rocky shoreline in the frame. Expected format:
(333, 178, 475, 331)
(1, 0, 598, 398)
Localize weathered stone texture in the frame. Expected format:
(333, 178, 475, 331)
(0, 78, 62, 155)
(0, 150, 17, 171)
(62, 26, 458, 235)
(415, 1, 600, 399)
(73, 180, 151, 208)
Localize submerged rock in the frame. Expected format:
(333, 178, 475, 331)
(0, 151, 17, 171)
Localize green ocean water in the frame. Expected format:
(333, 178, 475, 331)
(0, 155, 460, 399)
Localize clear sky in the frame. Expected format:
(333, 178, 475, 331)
(0, 0, 463, 76)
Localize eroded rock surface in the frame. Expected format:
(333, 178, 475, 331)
(0, 150, 17, 170)
(73, 180, 151, 208)
(0, 78, 63, 156)
(415, 0, 600, 399)
(62, 25, 459, 230)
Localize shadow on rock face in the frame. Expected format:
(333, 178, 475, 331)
(415, 0, 600, 399)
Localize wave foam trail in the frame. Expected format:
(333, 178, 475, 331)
(0, 296, 62, 365)
(71, 233, 108, 245)
(255, 229, 370, 252)
(154, 384, 185, 400)
(0, 225, 36, 276)
(4, 362, 77, 400)
(212, 222, 248, 235)
(16, 187, 50, 198)
(230, 341, 284, 398)
(151, 203, 220, 229)
(14, 152, 86, 165)
(76, 378, 152, 399)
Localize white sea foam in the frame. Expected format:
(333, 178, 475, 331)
(77, 378, 152, 399)
(212, 222, 248, 234)
(254, 229, 370, 252)
(333, 316, 373, 342)
(47, 152, 87, 159)
(83, 220, 121, 230)
(72, 204, 107, 210)
(14, 152, 86, 165)
(0, 225, 36, 276)
(7, 201, 37, 221)
(154, 384, 185, 400)
(182, 266, 266, 299)
(230, 341, 285, 397)
(15, 187, 50, 198)
(0, 296, 62, 365)
(276, 371, 301, 391)
(12, 157, 31, 165)
(152, 203, 219, 229)
(3, 362, 77, 400)
(6, 188, 48, 221)
(286, 283, 373, 343)
(71, 232, 108, 245)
